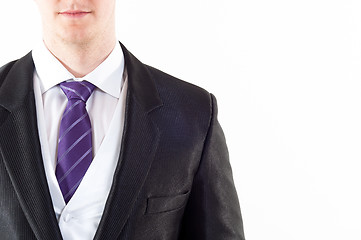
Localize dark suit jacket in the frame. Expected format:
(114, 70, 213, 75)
(0, 42, 245, 240)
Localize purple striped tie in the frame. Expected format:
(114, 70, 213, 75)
(56, 81, 95, 203)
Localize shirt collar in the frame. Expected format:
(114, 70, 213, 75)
(32, 41, 125, 98)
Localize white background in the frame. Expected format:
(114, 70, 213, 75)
(1, 0, 361, 239)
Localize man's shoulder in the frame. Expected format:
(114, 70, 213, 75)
(143, 64, 213, 137)
(144, 64, 212, 111)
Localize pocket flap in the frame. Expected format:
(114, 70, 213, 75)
(146, 191, 190, 214)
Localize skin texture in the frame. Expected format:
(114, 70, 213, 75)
(33, 0, 117, 77)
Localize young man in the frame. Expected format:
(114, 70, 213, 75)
(0, 0, 245, 239)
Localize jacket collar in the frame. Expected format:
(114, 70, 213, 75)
(0, 52, 34, 112)
(119, 42, 162, 112)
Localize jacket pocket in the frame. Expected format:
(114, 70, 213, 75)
(145, 191, 190, 214)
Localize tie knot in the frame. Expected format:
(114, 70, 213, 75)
(60, 81, 95, 102)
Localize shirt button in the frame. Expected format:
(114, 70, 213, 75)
(63, 213, 72, 222)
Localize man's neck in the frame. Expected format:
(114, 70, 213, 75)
(43, 36, 117, 78)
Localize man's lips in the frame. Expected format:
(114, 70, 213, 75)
(58, 10, 91, 18)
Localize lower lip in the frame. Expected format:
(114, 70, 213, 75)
(59, 12, 90, 18)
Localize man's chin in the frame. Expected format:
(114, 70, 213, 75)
(59, 32, 93, 46)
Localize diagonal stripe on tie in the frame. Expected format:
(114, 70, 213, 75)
(63, 177, 84, 202)
(57, 147, 92, 183)
(58, 113, 88, 143)
(56, 80, 96, 204)
(62, 100, 82, 118)
(79, 81, 92, 93)
(57, 129, 92, 164)
(60, 85, 86, 101)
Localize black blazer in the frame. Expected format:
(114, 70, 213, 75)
(0, 43, 245, 240)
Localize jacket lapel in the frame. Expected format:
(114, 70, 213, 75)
(93, 43, 163, 239)
(0, 53, 62, 240)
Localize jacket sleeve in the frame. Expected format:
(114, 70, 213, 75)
(180, 94, 245, 240)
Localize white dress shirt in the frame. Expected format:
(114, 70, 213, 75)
(32, 41, 128, 240)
